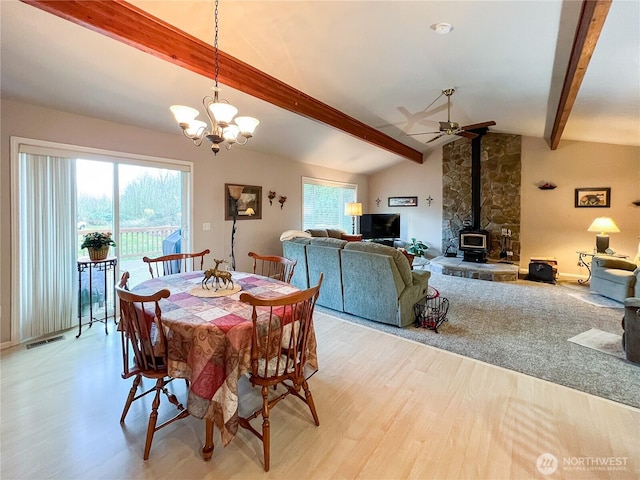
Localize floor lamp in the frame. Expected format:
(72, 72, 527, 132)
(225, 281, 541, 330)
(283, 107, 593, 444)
(228, 185, 244, 270)
(344, 202, 362, 234)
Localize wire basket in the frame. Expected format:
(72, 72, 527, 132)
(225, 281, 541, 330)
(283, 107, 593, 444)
(414, 296, 449, 333)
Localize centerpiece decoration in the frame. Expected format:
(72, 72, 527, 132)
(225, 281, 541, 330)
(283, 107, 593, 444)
(81, 231, 116, 261)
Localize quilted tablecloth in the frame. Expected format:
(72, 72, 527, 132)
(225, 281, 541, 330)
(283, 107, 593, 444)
(132, 270, 318, 445)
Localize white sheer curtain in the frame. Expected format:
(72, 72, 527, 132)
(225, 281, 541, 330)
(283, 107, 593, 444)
(18, 153, 77, 340)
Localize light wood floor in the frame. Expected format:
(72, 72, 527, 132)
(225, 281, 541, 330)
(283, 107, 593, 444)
(1, 312, 638, 479)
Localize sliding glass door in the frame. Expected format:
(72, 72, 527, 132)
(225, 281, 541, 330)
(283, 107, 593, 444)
(12, 138, 192, 343)
(116, 164, 186, 286)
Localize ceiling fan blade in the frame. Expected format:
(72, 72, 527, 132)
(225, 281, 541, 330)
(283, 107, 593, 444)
(406, 131, 440, 137)
(461, 120, 496, 131)
(426, 133, 445, 144)
(458, 131, 479, 140)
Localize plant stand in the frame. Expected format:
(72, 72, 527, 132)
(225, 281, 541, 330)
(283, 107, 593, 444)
(77, 256, 118, 338)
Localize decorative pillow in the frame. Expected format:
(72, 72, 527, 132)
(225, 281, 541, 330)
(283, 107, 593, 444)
(326, 228, 346, 239)
(305, 228, 329, 237)
(280, 230, 312, 241)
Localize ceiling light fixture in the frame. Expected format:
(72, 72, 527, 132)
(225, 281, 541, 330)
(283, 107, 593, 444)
(433, 22, 453, 34)
(169, 0, 259, 155)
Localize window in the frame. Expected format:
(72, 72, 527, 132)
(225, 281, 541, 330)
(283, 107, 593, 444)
(302, 177, 357, 232)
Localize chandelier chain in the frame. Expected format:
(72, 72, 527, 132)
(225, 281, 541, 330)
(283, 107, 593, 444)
(214, 0, 219, 88)
(169, 0, 258, 155)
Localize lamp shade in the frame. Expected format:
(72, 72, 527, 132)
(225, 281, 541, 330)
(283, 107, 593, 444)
(222, 124, 240, 143)
(234, 116, 260, 136)
(587, 217, 620, 234)
(169, 105, 199, 125)
(185, 120, 207, 137)
(245, 207, 255, 216)
(208, 102, 238, 125)
(345, 202, 363, 217)
(228, 185, 244, 200)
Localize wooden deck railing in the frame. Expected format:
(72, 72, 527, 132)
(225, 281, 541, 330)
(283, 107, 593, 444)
(78, 226, 180, 259)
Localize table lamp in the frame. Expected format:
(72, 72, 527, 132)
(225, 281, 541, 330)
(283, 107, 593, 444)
(344, 202, 362, 234)
(587, 217, 620, 253)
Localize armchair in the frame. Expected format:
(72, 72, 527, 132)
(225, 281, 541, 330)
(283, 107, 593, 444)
(590, 246, 640, 302)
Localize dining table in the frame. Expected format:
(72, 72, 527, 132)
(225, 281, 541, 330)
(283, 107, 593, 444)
(131, 269, 318, 459)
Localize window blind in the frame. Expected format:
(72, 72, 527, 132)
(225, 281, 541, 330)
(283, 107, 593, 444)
(302, 177, 357, 231)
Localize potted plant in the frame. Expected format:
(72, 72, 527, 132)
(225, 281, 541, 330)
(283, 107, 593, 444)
(406, 238, 428, 257)
(81, 231, 117, 261)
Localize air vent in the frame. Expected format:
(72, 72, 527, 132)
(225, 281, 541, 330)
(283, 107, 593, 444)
(26, 335, 65, 350)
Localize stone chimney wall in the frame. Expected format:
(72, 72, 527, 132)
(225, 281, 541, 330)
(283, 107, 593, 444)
(442, 133, 521, 261)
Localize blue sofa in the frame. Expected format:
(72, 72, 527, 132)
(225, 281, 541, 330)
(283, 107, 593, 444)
(306, 237, 347, 311)
(282, 237, 430, 327)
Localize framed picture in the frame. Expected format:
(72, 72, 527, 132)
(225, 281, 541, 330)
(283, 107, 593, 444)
(575, 187, 611, 208)
(225, 184, 262, 220)
(388, 196, 418, 207)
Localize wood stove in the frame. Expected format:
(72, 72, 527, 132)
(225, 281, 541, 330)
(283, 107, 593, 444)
(459, 229, 490, 263)
(458, 126, 492, 263)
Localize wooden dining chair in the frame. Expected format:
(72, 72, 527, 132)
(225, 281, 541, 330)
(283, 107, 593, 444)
(142, 248, 210, 278)
(247, 251, 297, 284)
(116, 273, 190, 460)
(238, 273, 323, 471)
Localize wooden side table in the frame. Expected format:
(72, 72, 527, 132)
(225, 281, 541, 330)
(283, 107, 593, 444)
(77, 256, 118, 338)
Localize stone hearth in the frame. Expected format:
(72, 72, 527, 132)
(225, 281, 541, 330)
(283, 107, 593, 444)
(427, 256, 519, 282)
(442, 133, 522, 262)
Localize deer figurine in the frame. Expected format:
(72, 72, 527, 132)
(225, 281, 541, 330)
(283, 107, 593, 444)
(202, 259, 234, 290)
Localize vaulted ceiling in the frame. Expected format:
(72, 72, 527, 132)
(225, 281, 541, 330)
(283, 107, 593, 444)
(2, 1, 639, 174)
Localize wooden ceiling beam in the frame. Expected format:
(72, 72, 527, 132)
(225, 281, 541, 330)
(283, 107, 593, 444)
(21, 0, 423, 164)
(549, 0, 612, 150)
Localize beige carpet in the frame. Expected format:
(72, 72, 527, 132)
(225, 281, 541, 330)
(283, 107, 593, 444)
(568, 328, 626, 360)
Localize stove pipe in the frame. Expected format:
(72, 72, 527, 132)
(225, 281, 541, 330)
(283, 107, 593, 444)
(471, 135, 482, 229)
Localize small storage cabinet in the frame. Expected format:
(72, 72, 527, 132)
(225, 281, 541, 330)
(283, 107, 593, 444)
(527, 257, 558, 284)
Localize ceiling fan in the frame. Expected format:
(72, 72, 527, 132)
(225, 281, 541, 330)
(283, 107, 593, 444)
(406, 88, 495, 143)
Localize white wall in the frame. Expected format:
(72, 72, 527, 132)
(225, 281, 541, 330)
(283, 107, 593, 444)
(0, 98, 367, 343)
(520, 137, 639, 278)
(368, 148, 444, 255)
(370, 136, 640, 278)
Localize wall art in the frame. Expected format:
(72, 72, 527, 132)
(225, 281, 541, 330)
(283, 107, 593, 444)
(225, 184, 262, 220)
(388, 196, 418, 207)
(575, 187, 610, 208)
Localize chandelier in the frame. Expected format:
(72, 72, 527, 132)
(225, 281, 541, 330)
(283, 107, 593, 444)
(169, 0, 259, 155)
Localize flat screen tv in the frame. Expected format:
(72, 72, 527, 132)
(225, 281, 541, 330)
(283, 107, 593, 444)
(360, 213, 400, 240)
